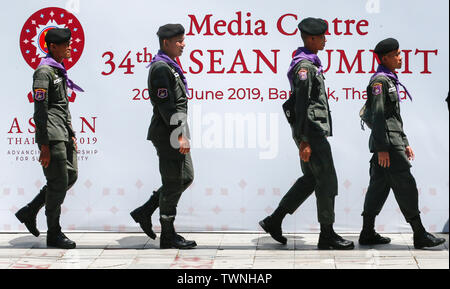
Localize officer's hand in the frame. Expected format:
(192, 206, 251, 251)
(179, 135, 190, 155)
(39, 145, 51, 168)
(299, 141, 312, 162)
(378, 151, 390, 168)
(72, 137, 78, 151)
(405, 146, 415, 161)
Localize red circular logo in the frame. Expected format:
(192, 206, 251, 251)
(20, 7, 85, 70)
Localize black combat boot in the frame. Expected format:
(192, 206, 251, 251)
(46, 214, 76, 249)
(318, 223, 354, 250)
(359, 214, 391, 245)
(130, 191, 160, 239)
(159, 216, 197, 249)
(259, 215, 287, 245)
(359, 231, 391, 245)
(409, 216, 446, 249)
(47, 231, 76, 249)
(15, 186, 47, 237)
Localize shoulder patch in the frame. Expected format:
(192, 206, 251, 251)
(157, 88, 168, 99)
(372, 83, 382, 96)
(34, 89, 46, 102)
(298, 69, 308, 80)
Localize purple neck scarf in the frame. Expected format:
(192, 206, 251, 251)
(287, 47, 323, 89)
(371, 65, 412, 101)
(147, 50, 189, 96)
(38, 55, 84, 92)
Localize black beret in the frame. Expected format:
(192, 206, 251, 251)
(374, 38, 399, 56)
(45, 28, 71, 44)
(157, 24, 185, 39)
(298, 17, 328, 35)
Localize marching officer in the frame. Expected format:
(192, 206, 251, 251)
(359, 38, 446, 249)
(130, 24, 196, 249)
(259, 18, 354, 250)
(15, 28, 83, 249)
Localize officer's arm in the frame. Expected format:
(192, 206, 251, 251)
(67, 109, 76, 138)
(33, 70, 51, 145)
(400, 117, 409, 146)
(370, 80, 390, 151)
(293, 65, 313, 143)
(150, 66, 182, 131)
(401, 132, 409, 147)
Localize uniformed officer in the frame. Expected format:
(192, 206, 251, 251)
(359, 38, 445, 249)
(259, 18, 354, 250)
(15, 28, 82, 249)
(130, 24, 196, 249)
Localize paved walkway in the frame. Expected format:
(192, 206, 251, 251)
(0, 233, 447, 269)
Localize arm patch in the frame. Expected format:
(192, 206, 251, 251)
(298, 69, 308, 80)
(372, 83, 382, 95)
(157, 88, 168, 98)
(34, 89, 46, 101)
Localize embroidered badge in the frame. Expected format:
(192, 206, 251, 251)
(372, 83, 382, 96)
(298, 69, 308, 80)
(34, 89, 46, 101)
(157, 88, 168, 98)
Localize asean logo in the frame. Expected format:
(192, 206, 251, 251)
(20, 7, 85, 103)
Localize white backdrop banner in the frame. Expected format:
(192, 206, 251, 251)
(1, 0, 448, 233)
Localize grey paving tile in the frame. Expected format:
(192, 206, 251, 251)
(136, 250, 178, 257)
(48, 259, 94, 269)
(375, 264, 419, 269)
(88, 258, 134, 269)
(294, 260, 335, 269)
(416, 260, 449, 269)
(335, 263, 377, 269)
(369, 249, 413, 257)
(170, 255, 215, 269)
(334, 257, 375, 264)
(10, 258, 60, 269)
(0, 233, 447, 269)
(253, 263, 295, 269)
(374, 256, 417, 266)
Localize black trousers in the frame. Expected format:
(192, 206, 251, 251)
(362, 150, 420, 222)
(278, 137, 338, 224)
(153, 141, 194, 217)
(41, 140, 78, 233)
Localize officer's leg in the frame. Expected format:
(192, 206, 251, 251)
(277, 162, 316, 215)
(158, 155, 196, 249)
(388, 168, 420, 222)
(180, 152, 194, 192)
(130, 192, 160, 240)
(66, 139, 78, 190)
(159, 158, 184, 216)
(15, 185, 47, 237)
(130, 145, 178, 240)
(43, 141, 76, 249)
(310, 137, 354, 250)
(160, 152, 194, 213)
(362, 162, 391, 217)
(359, 161, 392, 245)
(387, 167, 444, 248)
(308, 138, 337, 225)
(43, 142, 68, 235)
(133, 189, 160, 217)
(259, 158, 315, 245)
